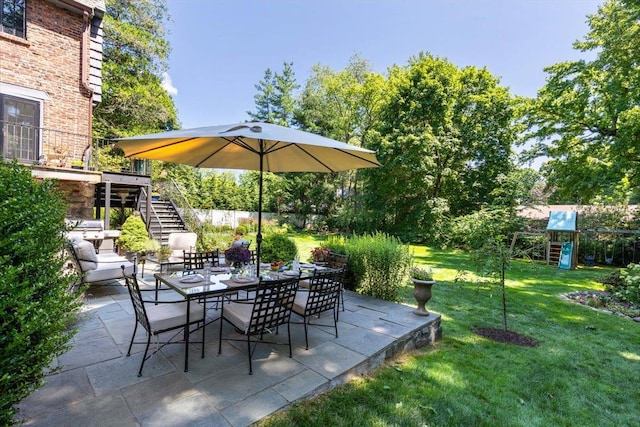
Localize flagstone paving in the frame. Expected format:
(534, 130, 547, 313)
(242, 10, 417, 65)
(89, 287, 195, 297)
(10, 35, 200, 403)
(16, 268, 441, 426)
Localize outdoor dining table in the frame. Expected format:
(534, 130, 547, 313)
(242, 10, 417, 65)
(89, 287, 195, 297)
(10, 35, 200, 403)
(153, 266, 322, 372)
(154, 269, 256, 372)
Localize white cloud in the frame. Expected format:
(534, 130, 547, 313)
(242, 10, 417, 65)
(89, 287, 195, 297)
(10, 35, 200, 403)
(161, 72, 178, 96)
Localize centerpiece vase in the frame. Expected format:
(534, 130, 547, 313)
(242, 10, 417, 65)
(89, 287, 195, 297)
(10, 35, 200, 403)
(411, 278, 435, 316)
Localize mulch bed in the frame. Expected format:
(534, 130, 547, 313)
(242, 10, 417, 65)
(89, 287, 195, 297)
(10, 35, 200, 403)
(472, 327, 540, 347)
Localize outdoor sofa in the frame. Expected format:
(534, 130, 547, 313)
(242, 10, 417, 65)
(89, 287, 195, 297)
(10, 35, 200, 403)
(67, 236, 134, 285)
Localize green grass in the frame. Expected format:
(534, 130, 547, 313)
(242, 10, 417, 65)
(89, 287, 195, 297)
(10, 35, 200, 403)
(262, 242, 640, 427)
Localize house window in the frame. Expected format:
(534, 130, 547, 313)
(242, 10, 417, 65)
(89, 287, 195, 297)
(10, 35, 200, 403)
(0, 94, 40, 163)
(1, 0, 26, 38)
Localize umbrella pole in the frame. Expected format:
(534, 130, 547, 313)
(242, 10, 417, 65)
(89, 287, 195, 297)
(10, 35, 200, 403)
(256, 145, 264, 277)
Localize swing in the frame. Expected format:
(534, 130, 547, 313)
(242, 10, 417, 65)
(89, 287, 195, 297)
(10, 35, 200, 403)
(584, 232, 596, 266)
(604, 240, 613, 265)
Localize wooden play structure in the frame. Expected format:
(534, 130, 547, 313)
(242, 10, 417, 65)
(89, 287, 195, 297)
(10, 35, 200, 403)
(511, 211, 579, 269)
(546, 211, 578, 269)
(513, 206, 640, 268)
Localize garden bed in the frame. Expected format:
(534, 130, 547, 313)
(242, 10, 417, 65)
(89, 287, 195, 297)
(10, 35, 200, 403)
(561, 290, 640, 321)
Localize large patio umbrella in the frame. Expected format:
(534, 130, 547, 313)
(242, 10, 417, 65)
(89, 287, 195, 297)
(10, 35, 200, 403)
(115, 122, 380, 272)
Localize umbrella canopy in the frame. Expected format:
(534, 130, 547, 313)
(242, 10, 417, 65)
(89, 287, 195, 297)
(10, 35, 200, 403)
(115, 122, 381, 272)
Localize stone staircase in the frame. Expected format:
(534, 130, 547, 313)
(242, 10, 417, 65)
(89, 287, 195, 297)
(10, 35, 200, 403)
(139, 198, 188, 245)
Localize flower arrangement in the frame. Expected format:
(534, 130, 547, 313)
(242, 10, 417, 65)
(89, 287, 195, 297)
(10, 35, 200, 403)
(311, 247, 331, 263)
(410, 266, 434, 281)
(224, 246, 252, 264)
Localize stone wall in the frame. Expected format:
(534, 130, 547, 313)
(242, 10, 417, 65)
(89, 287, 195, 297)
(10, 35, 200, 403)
(57, 181, 95, 219)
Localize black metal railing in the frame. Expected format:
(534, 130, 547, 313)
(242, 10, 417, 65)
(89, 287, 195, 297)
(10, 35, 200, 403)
(0, 120, 150, 175)
(156, 178, 202, 231)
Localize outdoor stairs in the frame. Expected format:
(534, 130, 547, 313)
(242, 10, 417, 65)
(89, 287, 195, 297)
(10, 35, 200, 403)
(139, 198, 188, 245)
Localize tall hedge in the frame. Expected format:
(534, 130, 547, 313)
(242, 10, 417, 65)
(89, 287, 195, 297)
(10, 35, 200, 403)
(0, 161, 80, 425)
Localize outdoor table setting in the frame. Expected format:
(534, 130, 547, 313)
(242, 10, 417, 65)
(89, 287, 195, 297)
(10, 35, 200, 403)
(154, 268, 261, 372)
(152, 260, 338, 371)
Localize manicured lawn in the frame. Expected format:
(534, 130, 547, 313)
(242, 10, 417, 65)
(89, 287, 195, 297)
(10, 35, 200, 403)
(262, 242, 640, 426)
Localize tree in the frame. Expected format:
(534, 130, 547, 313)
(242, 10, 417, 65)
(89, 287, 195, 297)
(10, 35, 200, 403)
(523, 0, 640, 203)
(296, 55, 386, 231)
(248, 62, 299, 126)
(363, 53, 518, 242)
(93, 0, 179, 138)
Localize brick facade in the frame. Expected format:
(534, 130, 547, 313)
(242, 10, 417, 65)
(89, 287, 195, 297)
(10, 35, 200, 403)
(0, 0, 97, 162)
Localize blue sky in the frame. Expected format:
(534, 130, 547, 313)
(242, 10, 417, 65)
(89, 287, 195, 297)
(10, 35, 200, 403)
(163, 0, 602, 129)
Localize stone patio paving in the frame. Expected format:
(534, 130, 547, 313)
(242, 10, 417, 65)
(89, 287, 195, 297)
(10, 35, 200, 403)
(16, 268, 441, 426)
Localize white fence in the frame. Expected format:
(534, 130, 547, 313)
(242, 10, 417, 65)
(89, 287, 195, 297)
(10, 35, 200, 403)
(181, 209, 314, 229)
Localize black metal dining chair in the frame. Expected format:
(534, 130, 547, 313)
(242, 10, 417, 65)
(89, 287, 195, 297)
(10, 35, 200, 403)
(326, 252, 350, 312)
(122, 268, 205, 377)
(183, 249, 219, 271)
(218, 275, 299, 374)
(291, 268, 343, 350)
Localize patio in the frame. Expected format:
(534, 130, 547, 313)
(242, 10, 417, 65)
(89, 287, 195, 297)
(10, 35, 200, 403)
(16, 266, 441, 427)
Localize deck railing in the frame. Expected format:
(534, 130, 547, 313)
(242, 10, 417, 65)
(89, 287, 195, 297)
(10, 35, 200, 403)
(0, 120, 150, 175)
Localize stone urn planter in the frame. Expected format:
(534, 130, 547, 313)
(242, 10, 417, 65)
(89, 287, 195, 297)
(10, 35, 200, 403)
(411, 278, 436, 316)
(410, 266, 435, 316)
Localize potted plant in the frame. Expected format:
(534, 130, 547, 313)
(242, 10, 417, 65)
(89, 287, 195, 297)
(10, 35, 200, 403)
(117, 214, 150, 261)
(311, 246, 330, 264)
(224, 245, 252, 269)
(145, 239, 161, 255)
(70, 159, 84, 170)
(410, 266, 435, 316)
(156, 245, 172, 261)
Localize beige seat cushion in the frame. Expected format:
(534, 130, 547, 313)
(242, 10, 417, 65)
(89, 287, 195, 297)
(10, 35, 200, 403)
(146, 301, 204, 333)
(168, 232, 197, 259)
(72, 239, 98, 271)
(292, 292, 309, 315)
(223, 301, 254, 333)
(84, 258, 134, 283)
(298, 279, 310, 289)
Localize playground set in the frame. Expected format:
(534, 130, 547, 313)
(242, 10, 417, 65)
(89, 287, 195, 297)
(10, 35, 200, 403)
(511, 210, 640, 270)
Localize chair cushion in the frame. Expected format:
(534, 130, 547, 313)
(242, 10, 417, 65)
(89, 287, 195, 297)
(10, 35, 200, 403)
(292, 292, 309, 315)
(298, 279, 310, 289)
(84, 259, 134, 283)
(72, 239, 98, 271)
(168, 232, 197, 258)
(223, 301, 254, 333)
(146, 301, 204, 333)
(96, 253, 125, 262)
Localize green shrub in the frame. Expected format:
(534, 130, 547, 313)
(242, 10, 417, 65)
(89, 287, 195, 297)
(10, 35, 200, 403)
(343, 232, 412, 302)
(117, 214, 149, 253)
(0, 161, 80, 425)
(324, 234, 347, 255)
(617, 263, 640, 304)
(145, 239, 161, 254)
(197, 232, 226, 251)
(260, 233, 298, 263)
(235, 225, 249, 236)
(597, 269, 623, 291)
(261, 218, 286, 235)
(238, 217, 258, 232)
(449, 207, 525, 250)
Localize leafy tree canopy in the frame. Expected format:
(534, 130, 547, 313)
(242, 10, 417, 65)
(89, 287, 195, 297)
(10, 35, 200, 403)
(363, 53, 519, 242)
(522, 0, 640, 203)
(94, 0, 179, 138)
